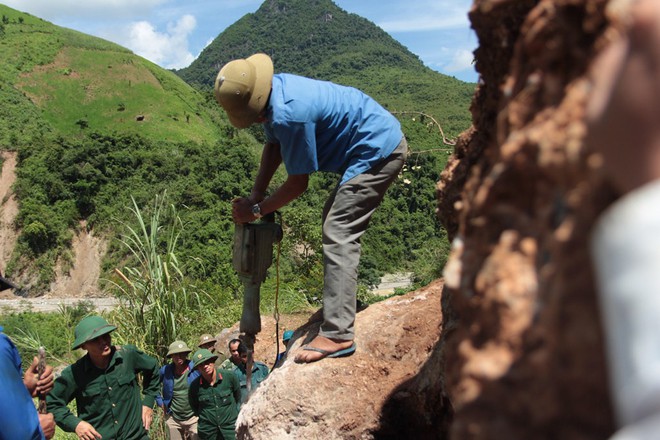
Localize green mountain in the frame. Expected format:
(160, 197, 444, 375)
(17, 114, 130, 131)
(0, 4, 225, 145)
(176, 0, 475, 137)
(0, 4, 250, 294)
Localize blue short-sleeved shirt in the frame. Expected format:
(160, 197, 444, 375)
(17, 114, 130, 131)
(263, 74, 403, 185)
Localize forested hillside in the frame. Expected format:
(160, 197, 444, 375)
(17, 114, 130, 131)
(0, 1, 473, 349)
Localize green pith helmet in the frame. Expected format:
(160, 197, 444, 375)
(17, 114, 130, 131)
(192, 349, 218, 369)
(72, 316, 117, 350)
(167, 340, 192, 357)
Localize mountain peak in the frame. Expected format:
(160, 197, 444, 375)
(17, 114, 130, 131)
(176, 0, 423, 88)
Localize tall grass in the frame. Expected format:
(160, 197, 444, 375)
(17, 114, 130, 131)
(108, 192, 211, 358)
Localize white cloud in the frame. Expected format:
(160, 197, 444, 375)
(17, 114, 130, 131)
(444, 49, 475, 73)
(108, 15, 197, 69)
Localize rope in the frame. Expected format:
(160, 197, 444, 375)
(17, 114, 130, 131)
(391, 110, 457, 146)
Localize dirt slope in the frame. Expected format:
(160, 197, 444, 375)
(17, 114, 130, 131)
(48, 220, 106, 298)
(0, 151, 19, 278)
(0, 151, 106, 299)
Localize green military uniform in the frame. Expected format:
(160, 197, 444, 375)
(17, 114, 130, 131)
(219, 358, 235, 370)
(188, 364, 241, 440)
(214, 352, 228, 366)
(47, 344, 160, 439)
(232, 361, 269, 405)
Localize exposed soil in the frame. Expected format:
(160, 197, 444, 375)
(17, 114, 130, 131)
(0, 150, 108, 303)
(48, 220, 106, 298)
(0, 151, 19, 279)
(435, 0, 617, 437)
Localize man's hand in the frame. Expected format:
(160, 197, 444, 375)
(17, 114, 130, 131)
(75, 421, 102, 440)
(232, 197, 258, 224)
(23, 356, 54, 397)
(142, 405, 154, 430)
(38, 413, 56, 439)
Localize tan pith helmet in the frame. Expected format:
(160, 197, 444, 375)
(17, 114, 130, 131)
(214, 53, 274, 128)
(198, 334, 217, 348)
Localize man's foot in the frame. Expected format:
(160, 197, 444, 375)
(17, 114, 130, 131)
(294, 335, 356, 363)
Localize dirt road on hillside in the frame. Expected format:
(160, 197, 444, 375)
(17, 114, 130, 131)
(0, 273, 413, 313)
(0, 296, 118, 313)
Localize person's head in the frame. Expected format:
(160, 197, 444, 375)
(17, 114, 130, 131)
(214, 53, 274, 129)
(73, 315, 117, 359)
(237, 342, 249, 365)
(198, 334, 217, 353)
(228, 338, 242, 364)
(192, 349, 218, 381)
(167, 340, 192, 367)
(282, 330, 294, 345)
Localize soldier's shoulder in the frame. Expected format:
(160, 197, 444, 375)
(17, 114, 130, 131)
(117, 344, 153, 355)
(256, 361, 270, 371)
(220, 368, 239, 379)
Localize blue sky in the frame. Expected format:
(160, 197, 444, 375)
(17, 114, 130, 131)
(3, 0, 478, 83)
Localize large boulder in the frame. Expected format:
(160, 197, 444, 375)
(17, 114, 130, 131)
(236, 280, 447, 439)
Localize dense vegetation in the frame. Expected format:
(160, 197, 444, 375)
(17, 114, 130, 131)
(0, 0, 470, 379)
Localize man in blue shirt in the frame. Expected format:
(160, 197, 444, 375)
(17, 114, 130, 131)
(156, 340, 201, 440)
(275, 329, 294, 367)
(232, 342, 269, 405)
(215, 53, 407, 363)
(0, 326, 56, 439)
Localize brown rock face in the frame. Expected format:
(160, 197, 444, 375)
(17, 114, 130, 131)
(437, 0, 622, 438)
(236, 281, 447, 439)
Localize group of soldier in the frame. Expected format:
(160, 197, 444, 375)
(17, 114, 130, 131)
(159, 333, 273, 440)
(3, 314, 292, 440)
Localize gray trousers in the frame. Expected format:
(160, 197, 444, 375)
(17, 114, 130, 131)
(320, 137, 408, 340)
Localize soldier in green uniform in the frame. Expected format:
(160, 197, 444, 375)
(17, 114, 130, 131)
(219, 338, 241, 370)
(188, 349, 241, 440)
(47, 315, 161, 440)
(231, 342, 269, 405)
